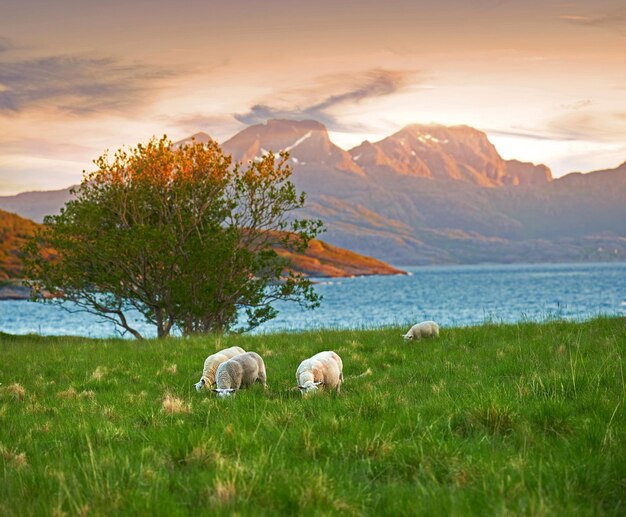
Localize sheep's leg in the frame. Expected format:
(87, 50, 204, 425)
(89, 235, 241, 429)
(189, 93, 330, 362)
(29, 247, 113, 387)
(258, 367, 267, 389)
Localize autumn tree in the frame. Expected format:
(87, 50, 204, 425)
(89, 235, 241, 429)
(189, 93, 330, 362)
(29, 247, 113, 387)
(23, 136, 322, 338)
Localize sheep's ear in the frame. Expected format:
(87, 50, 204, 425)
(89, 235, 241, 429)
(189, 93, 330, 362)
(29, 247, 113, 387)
(313, 381, 323, 386)
(297, 385, 306, 390)
(211, 389, 219, 393)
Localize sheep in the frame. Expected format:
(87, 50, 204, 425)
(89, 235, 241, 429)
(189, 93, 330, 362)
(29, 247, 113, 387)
(194, 346, 246, 392)
(296, 351, 343, 395)
(402, 320, 440, 340)
(212, 352, 267, 398)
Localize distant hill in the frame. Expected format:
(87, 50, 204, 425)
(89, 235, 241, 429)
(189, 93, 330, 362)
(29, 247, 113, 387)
(0, 187, 75, 225)
(1, 119, 625, 265)
(277, 237, 404, 277)
(0, 209, 48, 281)
(0, 209, 403, 292)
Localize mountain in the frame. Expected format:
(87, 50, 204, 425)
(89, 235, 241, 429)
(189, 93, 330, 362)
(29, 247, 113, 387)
(0, 187, 74, 225)
(222, 119, 363, 176)
(1, 120, 625, 266)
(172, 132, 212, 148)
(239, 120, 624, 264)
(504, 160, 552, 186)
(350, 124, 552, 187)
(351, 124, 507, 186)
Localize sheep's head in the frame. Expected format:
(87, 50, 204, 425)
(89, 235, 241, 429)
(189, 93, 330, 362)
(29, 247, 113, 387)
(297, 381, 323, 395)
(194, 378, 206, 392)
(212, 388, 236, 398)
(402, 332, 414, 340)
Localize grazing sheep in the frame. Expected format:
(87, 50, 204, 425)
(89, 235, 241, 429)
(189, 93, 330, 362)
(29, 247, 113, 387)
(212, 352, 267, 398)
(296, 351, 343, 395)
(194, 346, 246, 392)
(403, 320, 440, 340)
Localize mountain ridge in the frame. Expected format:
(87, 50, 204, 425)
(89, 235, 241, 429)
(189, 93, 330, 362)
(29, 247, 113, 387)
(1, 119, 625, 265)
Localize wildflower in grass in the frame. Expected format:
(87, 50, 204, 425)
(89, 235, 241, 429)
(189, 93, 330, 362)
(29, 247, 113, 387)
(91, 366, 107, 381)
(1, 446, 28, 469)
(431, 379, 446, 394)
(162, 394, 190, 414)
(211, 479, 237, 506)
(6, 383, 26, 401)
(57, 387, 77, 399)
(158, 364, 177, 375)
(126, 391, 147, 404)
(354, 367, 372, 378)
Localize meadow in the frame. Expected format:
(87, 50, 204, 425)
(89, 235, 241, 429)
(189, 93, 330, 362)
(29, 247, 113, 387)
(1, 317, 625, 516)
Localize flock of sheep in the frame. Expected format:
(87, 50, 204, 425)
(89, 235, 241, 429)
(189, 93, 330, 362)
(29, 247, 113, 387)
(194, 320, 439, 397)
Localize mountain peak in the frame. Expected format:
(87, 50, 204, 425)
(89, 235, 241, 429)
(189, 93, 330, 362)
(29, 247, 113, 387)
(350, 122, 507, 186)
(504, 159, 553, 185)
(173, 132, 212, 148)
(222, 119, 364, 175)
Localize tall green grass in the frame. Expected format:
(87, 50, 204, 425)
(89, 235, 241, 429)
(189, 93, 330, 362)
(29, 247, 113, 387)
(1, 317, 625, 516)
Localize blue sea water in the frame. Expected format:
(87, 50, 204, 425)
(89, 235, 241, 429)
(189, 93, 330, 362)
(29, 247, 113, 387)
(1, 262, 625, 338)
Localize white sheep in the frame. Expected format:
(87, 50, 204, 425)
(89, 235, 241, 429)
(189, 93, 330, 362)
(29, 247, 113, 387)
(296, 351, 343, 395)
(212, 352, 267, 398)
(402, 320, 440, 340)
(194, 346, 246, 392)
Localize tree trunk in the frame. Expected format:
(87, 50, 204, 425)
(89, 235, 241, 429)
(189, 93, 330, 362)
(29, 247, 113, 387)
(115, 310, 144, 340)
(156, 309, 169, 339)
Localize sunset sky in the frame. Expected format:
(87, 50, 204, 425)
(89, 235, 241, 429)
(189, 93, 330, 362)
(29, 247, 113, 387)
(1, 0, 625, 195)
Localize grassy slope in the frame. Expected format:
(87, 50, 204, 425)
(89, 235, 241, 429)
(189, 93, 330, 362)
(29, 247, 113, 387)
(0, 318, 625, 516)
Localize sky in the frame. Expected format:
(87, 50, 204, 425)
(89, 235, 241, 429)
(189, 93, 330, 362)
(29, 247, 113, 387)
(1, 0, 625, 195)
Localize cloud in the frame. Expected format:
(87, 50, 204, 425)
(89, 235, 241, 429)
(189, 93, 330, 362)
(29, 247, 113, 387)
(0, 54, 176, 115)
(560, 99, 592, 110)
(485, 110, 626, 143)
(544, 111, 626, 142)
(559, 11, 626, 34)
(235, 68, 414, 130)
(483, 127, 578, 141)
(0, 36, 12, 53)
(163, 112, 245, 142)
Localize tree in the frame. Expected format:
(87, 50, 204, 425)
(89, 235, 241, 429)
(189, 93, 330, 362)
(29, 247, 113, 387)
(23, 136, 323, 338)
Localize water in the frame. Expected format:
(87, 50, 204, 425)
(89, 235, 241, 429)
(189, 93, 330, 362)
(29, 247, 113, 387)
(1, 262, 625, 338)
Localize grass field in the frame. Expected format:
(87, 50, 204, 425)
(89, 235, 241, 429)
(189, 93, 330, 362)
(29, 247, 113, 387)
(1, 317, 625, 516)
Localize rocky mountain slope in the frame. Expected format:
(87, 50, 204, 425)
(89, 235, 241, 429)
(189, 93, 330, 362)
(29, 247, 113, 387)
(1, 119, 625, 265)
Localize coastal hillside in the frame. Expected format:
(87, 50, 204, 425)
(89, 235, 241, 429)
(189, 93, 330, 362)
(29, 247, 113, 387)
(0, 209, 403, 290)
(277, 237, 404, 277)
(0, 209, 51, 281)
